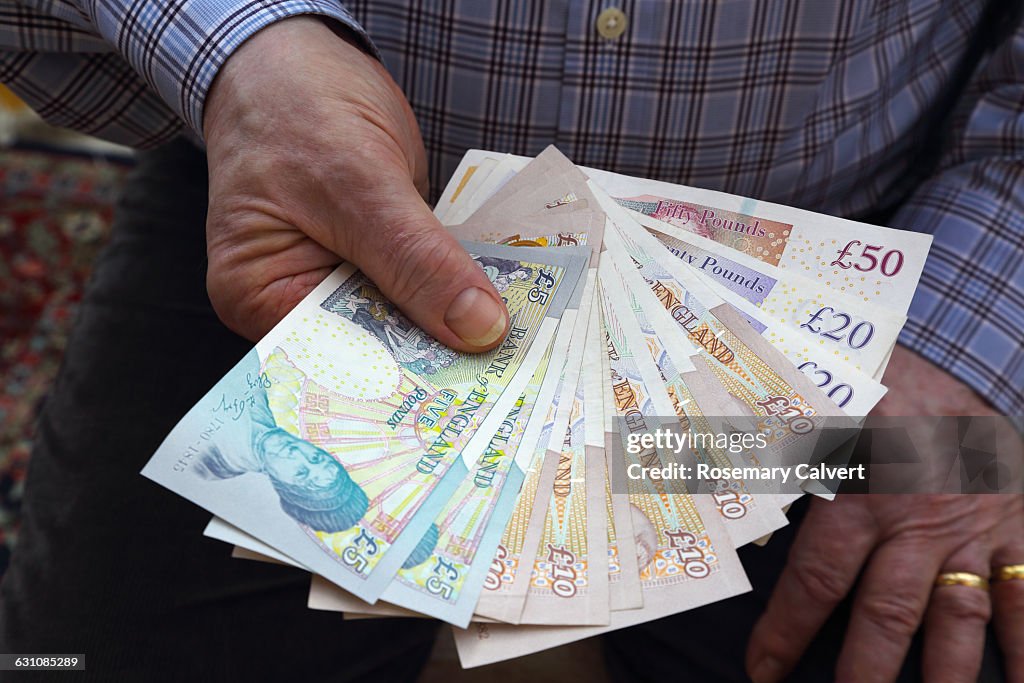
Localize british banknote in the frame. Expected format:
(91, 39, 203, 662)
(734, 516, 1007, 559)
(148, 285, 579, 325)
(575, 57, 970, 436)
(594, 302, 643, 611)
(189, 146, 934, 665)
(600, 259, 791, 547)
(595, 190, 889, 416)
(311, 348, 549, 626)
(640, 215, 905, 379)
(517, 295, 609, 626)
(579, 166, 933, 317)
(596, 191, 856, 496)
(442, 163, 612, 624)
(452, 278, 752, 668)
(438, 147, 930, 325)
(144, 242, 587, 602)
(443, 150, 894, 404)
(473, 271, 597, 623)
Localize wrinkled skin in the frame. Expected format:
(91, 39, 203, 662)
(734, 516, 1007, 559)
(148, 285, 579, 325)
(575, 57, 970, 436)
(747, 346, 1024, 683)
(203, 16, 508, 350)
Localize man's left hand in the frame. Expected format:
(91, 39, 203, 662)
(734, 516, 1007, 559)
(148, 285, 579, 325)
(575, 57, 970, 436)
(746, 346, 1024, 682)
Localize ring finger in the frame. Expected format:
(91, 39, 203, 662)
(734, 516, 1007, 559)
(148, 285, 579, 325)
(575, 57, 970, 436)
(922, 541, 993, 683)
(991, 509, 1024, 682)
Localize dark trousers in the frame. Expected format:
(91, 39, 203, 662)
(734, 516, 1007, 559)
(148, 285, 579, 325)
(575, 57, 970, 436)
(0, 138, 1006, 682)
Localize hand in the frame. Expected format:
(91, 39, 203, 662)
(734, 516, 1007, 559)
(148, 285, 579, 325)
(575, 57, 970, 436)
(202, 16, 509, 350)
(746, 346, 1024, 682)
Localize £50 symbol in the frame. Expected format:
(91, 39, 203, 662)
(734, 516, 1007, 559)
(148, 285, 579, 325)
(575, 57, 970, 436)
(546, 544, 578, 597)
(528, 269, 556, 305)
(830, 240, 905, 277)
(800, 306, 874, 350)
(664, 529, 710, 578)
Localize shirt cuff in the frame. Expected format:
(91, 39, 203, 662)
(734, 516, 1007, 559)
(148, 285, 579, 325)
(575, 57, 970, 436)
(90, 0, 378, 140)
(894, 167, 1024, 415)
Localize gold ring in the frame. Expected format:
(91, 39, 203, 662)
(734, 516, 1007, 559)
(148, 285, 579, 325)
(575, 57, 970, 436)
(935, 572, 989, 591)
(993, 564, 1024, 582)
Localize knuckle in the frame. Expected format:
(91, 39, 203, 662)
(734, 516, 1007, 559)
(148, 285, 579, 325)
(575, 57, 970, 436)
(859, 593, 922, 638)
(903, 496, 984, 539)
(788, 556, 850, 606)
(381, 228, 467, 303)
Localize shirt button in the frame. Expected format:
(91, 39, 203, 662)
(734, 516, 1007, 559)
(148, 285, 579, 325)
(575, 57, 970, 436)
(596, 7, 628, 40)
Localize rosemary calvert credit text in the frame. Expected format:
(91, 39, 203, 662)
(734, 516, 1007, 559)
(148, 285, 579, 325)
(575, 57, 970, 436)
(623, 427, 866, 484)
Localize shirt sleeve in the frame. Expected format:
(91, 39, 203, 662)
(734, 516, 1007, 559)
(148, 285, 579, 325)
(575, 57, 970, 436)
(893, 18, 1024, 414)
(0, 0, 375, 146)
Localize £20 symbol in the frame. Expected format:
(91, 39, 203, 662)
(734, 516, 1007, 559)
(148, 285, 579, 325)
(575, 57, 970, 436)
(756, 395, 814, 435)
(546, 544, 578, 597)
(830, 240, 905, 277)
(800, 306, 874, 349)
(528, 269, 556, 305)
(797, 360, 854, 408)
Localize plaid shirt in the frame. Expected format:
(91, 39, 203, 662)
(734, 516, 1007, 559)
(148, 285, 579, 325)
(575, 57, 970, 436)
(2, 1, 1022, 413)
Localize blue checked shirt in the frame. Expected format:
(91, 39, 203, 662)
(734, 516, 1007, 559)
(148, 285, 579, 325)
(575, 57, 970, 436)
(2, 1, 1022, 413)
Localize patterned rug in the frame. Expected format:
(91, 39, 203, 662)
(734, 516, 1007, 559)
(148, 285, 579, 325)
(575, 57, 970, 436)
(0, 145, 132, 576)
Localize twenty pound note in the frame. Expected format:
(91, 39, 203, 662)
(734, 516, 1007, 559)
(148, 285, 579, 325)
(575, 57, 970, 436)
(142, 242, 587, 602)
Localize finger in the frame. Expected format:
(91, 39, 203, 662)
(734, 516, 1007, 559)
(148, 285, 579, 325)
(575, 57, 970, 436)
(991, 581, 1024, 683)
(991, 507, 1024, 683)
(993, 573, 1024, 683)
(836, 536, 947, 682)
(746, 497, 878, 683)
(336, 175, 510, 352)
(922, 542, 992, 683)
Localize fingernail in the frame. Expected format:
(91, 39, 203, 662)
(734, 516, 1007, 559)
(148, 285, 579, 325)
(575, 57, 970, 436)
(445, 287, 508, 347)
(750, 656, 784, 683)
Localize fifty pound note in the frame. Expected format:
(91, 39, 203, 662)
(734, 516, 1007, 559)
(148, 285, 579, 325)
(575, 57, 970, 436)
(586, 168, 932, 316)
(142, 242, 587, 602)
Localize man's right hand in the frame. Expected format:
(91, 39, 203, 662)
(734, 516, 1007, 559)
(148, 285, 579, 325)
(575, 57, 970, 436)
(202, 16, 509, 351)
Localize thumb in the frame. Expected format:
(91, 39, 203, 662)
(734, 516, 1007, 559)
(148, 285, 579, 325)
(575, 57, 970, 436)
(340, 180, 511, 353)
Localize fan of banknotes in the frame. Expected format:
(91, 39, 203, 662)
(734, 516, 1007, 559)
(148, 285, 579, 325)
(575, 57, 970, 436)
(142, 147, 932, 667)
